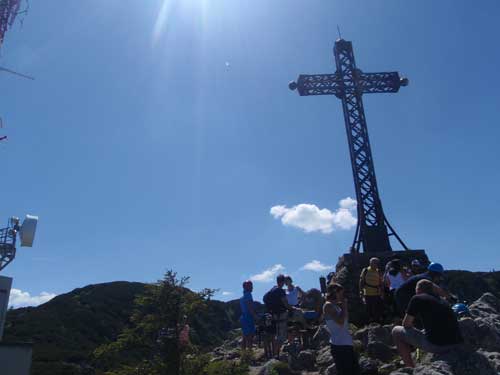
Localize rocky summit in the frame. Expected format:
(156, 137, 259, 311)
(211, 292, 500, 375)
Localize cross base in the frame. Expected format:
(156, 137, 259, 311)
(333, 249, 429, 325)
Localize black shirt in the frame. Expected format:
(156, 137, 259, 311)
(266, 286, 287, 313)
(406, 293, 463, 346)
(395, 272, 432, 310)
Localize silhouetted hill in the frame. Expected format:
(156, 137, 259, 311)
(4, 281, 147, 374)
(4, 281, 236, 374)
(445, 270, 500, 302)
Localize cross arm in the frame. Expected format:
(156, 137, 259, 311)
(358, 72, 409, 94)
(288, 74, 343, 97)
(289, 71, 409, 96)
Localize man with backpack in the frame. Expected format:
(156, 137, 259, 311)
(263, 274, 294, 357)
(359, 257, 384, 323)
(395, 262, 449, 314)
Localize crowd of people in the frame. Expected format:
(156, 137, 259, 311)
(239, 258, 464, 374)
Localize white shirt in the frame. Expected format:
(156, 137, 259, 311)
(286, 286, 299, 306)
(325, 302, 353, 346)
(387, 272, 405, 290)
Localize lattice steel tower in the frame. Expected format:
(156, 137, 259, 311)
(290, 39, 409, 253)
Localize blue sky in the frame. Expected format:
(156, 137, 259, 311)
(1, 0, 499, 306)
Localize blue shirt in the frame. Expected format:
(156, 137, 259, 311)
(240, 291, 253, 317)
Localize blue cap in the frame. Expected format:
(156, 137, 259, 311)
(428, 262, 444, 274)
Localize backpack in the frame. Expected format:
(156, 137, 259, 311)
(360, 267, 380, 289)
(263, 287, 284, 313)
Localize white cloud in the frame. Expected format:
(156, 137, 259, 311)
(301, 260, 334, 272)
(250, 264, 285, 283)
(270, 197, 357, 234)
(9, 289, 56, 308)
(221, 291, 233, 296)
(339, 197, 357, 210)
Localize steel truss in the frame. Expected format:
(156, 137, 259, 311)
(290, 39, 409, 253)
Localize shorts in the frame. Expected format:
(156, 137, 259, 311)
(272, 312, 288, 344)
(392, 326, 459, 354)
(240, 315, 256, 336)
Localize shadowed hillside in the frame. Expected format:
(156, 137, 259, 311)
(3, 271, 500, 374)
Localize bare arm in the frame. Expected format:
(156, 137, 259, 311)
(324, 300, 347, 325)
(246, 300, 257, 319)
(433, 283, 449, 298)
(402, 314, 415, 329)
(281, 296, 293, 311)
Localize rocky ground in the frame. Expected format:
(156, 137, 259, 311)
(209, 293, 500, 375)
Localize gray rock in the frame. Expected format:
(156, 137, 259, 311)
(257, 359, 281, 375)
(354, 323, 393, 349)
(359, 356, 379, 374)
(469, 293, 500, 318)
(478, 350, 500, 373)
(366, 341, 394, 362)
(316, 346, 334, 369)
(292, 349, 315, 371)
(415, 347, 499, 375)
(312, 325, 331, 349)
(320, 363, 337, 375)
(388, 368, 413, 375)
(459, 312, 500, 351)
(378, 363, 396, 375)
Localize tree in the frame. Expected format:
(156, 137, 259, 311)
(93, 270, 215, 375)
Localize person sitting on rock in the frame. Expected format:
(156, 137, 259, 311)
(323, 283, 360, 375)
(395, 262, 449, 313)
(359, 257, 384, 323)
(392, 279, 463, 368)
(240, 280, 257, 351)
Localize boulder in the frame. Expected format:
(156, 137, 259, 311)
(312, 325, 330, 349)
(414, 347, 499, 375)
(316, 346, 334, 369)
(257, 359, 281, 375)
(478, 350, 500, 373)
(469, 293, 500, 318)
(354, 324, 393, 348)
(366, 341, 395, 362)
(388, 369, 413, 375)
(320, 363, 337, 375)
(358, 356, 379, 374)
(459, 293, 500, 352)
(291, 349, 315, 371)
(378, 363, 396, 374)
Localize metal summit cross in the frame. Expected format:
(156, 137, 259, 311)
(289, 38, 409, 253)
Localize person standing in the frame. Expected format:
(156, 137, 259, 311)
(395, 262, 449, 313)
(392, 279, 463, 368)
(409, 259, 424, 276)
(359, 257, 384, 323)
(263, 274, 294, 357)
(240, 280, 257, 351)
(284, 276, 305, 307)
(384, 259, 407, 316)
(323, 283, 360, 375)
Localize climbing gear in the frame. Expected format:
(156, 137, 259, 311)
(452, 303, 470, 317)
